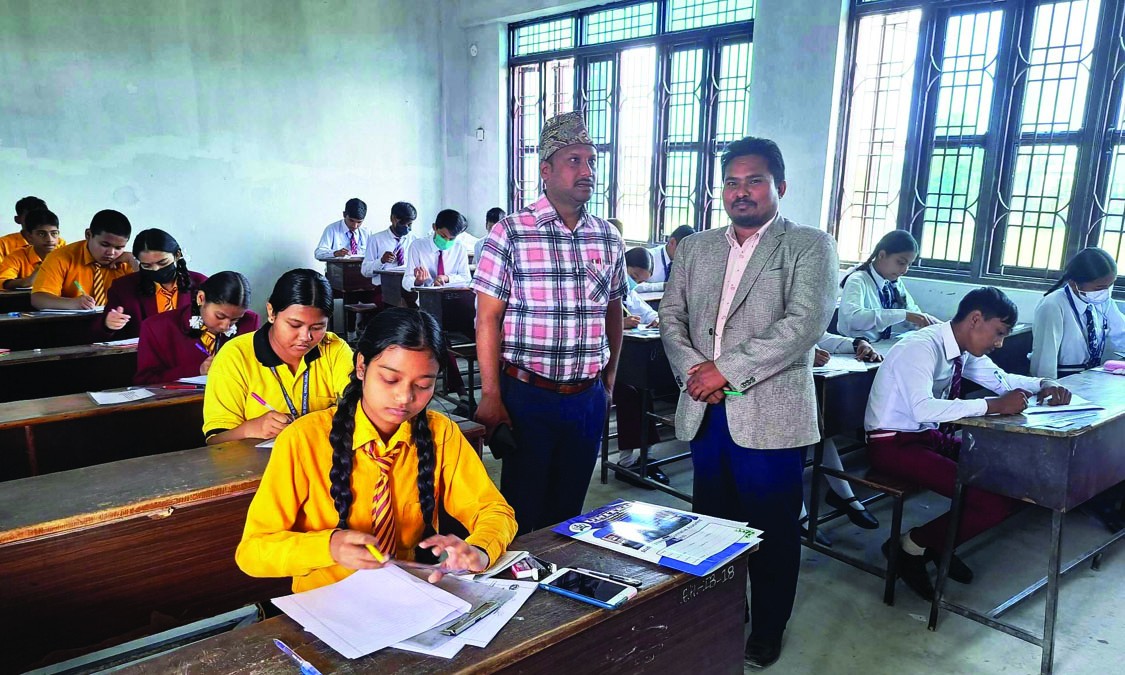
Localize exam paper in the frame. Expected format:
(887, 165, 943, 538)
(255, 439, 276, 449)
(1023, 393, 1103, 415)
(94, 337, 140, 347)
(30, 307, 104, 315)
(177, 375, 208, 385)
(393, 573, 520, 658)
(812, 355, 872, 373)
(88, 389, 155, 405)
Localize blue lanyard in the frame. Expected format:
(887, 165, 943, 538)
(1063, 286, 1107, 365)
(269, 366, 310, 418)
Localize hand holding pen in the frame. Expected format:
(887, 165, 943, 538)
(249, 392, 293, 438)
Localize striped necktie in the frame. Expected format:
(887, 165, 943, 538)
(879, 281, 895, 340)
(394, 238, 405, 265)
(348, 230, 358, 255)
(436, 250, 445, 278)
(91, 265, 108, 306)
(938, 356, 965, 451)
(362, 442, 401, 558)
(1084, 305, 1102, 368)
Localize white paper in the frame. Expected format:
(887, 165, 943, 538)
(812, 355, 871, 373)
(393, 573, 521, 658)
(1023, 393, 1103, 416)
(31, 306, 104, 315)
(626, 327, 661, 339)
(456, 579, 537, 648)
(88, 389, 155, 405)
(177, 375, 208, 385)
(94, 337, 140, 347)
(271, 566, 470, 659)
(255, 439, 276, 448)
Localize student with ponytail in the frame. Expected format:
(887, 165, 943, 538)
(203, 269, 353, 444)
(235, 308, 516, 592)
(93, 228, 206, 340)
(837, 230, 938, 341)
(134, 271, 260, 384)
(1030, 247, 1123, 379)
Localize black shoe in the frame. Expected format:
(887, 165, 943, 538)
(613, 467, 655, 490)
(882, 539, 933, 601)
(924, 548, 974, 584)
(799, 515, 832, 547)
(744, 635, 782, 669)
(647, 466, 670, 485)
(825, 489, 880, 529)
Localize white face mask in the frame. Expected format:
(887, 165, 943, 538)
(1078, 288, 1111, 305)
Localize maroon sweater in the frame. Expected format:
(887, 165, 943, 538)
(92, 270, 209, 341)
(134, 302, 260, 385)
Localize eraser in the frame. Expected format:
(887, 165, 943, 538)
(1104, 360, 1125, 373)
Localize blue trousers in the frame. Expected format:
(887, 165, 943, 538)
(500, 374, 608, 534)
(690, 403, 803, 641)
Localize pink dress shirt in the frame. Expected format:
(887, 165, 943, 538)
(714, 214, 777, 359)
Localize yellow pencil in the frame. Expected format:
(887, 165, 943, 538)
(365, 544, 388, 563)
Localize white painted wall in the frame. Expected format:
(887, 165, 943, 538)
(0, 0, 446, 316)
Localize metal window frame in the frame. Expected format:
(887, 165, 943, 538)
(834, 0, 1125, 293)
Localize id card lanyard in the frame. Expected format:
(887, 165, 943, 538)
(1063, 286, 1107, 365)
(269, 366, 310, 418)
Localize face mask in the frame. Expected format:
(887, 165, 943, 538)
(434, 233, 456, 251)
(391, 222, 410, 238)
(141, 262, 178, 285)
(626, 275, 638, 292)
(1078, 288, 1111, 305)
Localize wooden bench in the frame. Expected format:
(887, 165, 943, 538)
(0, 342, 137, 402)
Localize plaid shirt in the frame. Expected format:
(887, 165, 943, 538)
(472, 195, 627, 382)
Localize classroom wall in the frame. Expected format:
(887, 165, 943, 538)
(0, 0, 446, 316)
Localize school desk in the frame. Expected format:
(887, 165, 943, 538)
(324, 257, 378, 335)
(0, 342, 137, 402)
(0, 311, 99, 350)
(0, 288, 32, 313)
(0, 386, 204, 480)
(0, 415, 486, 672)
(415, 286, 476, 342)
(119, 526, 750, 675)
(928, 369, 1125, 675)
(379, 269, 408, 308)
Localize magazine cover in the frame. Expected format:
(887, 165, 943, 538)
(553, 499, 762, 576)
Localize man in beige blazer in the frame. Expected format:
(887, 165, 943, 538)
(660, 137, 838, 669)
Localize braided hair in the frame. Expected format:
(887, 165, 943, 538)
(840, 229, 919, 288)
(132, 228, 195, 297)
(1044, 247, 1117, 295)
(327, 307, 447, 533)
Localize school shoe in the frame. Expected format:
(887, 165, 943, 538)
(744, 635, 783, 669)
(824, 488, 880, 529)
(882, 539, 933, 602)
(923, 548, 974, 584)
(799, 515, 832, 547)
(613, 466, 655, 490)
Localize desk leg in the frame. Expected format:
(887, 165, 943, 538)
(929, 477, 967, 631)
(1041, 509, 1063, 675)
(600, 413, 610, 484)
(466, 354, 477, 418)
(636, 387, 651, 477)
(23, 425, 39, 476)
(807, 440, 825, 544)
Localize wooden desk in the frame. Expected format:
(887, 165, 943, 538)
(0, 343, 137, 402)
(122, 528, 749, 675)
(0, 386, 204, 480)
(0, 288, 32, 313)
(928, 370, 1125, 674)
(416, 286, 476, 341)
(0, 311, 98, 350)
(0, 415, 487, 672)
(324, 258, 377, 335)
(379, 270, 408, 308)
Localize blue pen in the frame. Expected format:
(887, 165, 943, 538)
(273, 639, 324, 675)
(994, 369, 1011, 392)
(194, 342, 210, 357)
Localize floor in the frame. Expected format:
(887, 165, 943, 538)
(468, 419, 1125, 675)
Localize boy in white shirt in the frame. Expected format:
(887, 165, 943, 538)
(636, 225, 694, 293)
(865, 287, 1071, 600)
(474, 207, 506, 264)
(314, 198, 370, 261)
(402, 209, 471, 292)
(360, 201, 417, 300)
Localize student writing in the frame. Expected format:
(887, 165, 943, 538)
(636, 225, 694, 293)
(315, 197, 370, 261)
(401, 209, 471, 292)
(837, 230, 937, 341)
(134, 271, 260, 385)
(31, 209, 137, 310)
(1030, 247, 1123, 379)
(235, 308, 517, 591)
(203, 269, 353, 444)
(93, 228, 207, 341)
(0, 208, 64, 290)
(360, 201, 417, 305)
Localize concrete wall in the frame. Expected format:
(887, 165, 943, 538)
(0, 0, 446, 316)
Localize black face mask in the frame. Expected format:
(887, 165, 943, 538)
(141, 262, 178, 285)
(391, 223, 411, 238)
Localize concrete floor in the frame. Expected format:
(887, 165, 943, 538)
(472, 426, 1125, 675)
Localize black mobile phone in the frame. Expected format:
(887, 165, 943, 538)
(489, 423, 518, 460)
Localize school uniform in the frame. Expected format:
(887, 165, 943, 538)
(837, 266, 928, 342)
(818, 332, 860, 353)
(0, 246, 52, 285)
(31, 240, 133, 305)
(360, 228, 415, 291)
(0, 231, 27, 260)
(634, 244, 671, 293)
(864, 321, 1043, 551)
(235, 407, 517, 592)
(134, 303, 260, 385)
(202, 325, 353, 439)
(314, 219, 371, 261)
(624, 288, 658, 325)
(401, 235, 471, 292)
(91, 270, 208, 341)
(1030, 286, 1125, 379)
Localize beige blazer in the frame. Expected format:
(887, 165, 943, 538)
(658, 217, 839, 449)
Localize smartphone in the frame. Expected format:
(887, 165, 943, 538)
(539, 567, 638, 610)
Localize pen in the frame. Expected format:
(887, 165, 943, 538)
(162, 384, 205, 390)
(994, 369, 1011, 393)
(73, 280, 87, 296)
(251, 392, 276, 411)
(194, 342, 210, 357)
(273, 639, 323, 675)
(722, 390, 744, 397)
(573, 567, 643, 587)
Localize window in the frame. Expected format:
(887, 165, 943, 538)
(835, 0, 1125, 290)
(509, 0, 754, 242)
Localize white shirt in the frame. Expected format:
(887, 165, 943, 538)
(314, 219, 371, 261)
(635, 244, 670, 293)
(818, 332, 856, 354)
(837, 266, 931, 341)
(624, 287, 658, 325)
(864, 321, 1043, 432)
(1030, 286, 1125, 379)
(401, 235, 471, 292)
(360, 229, 415, 284)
